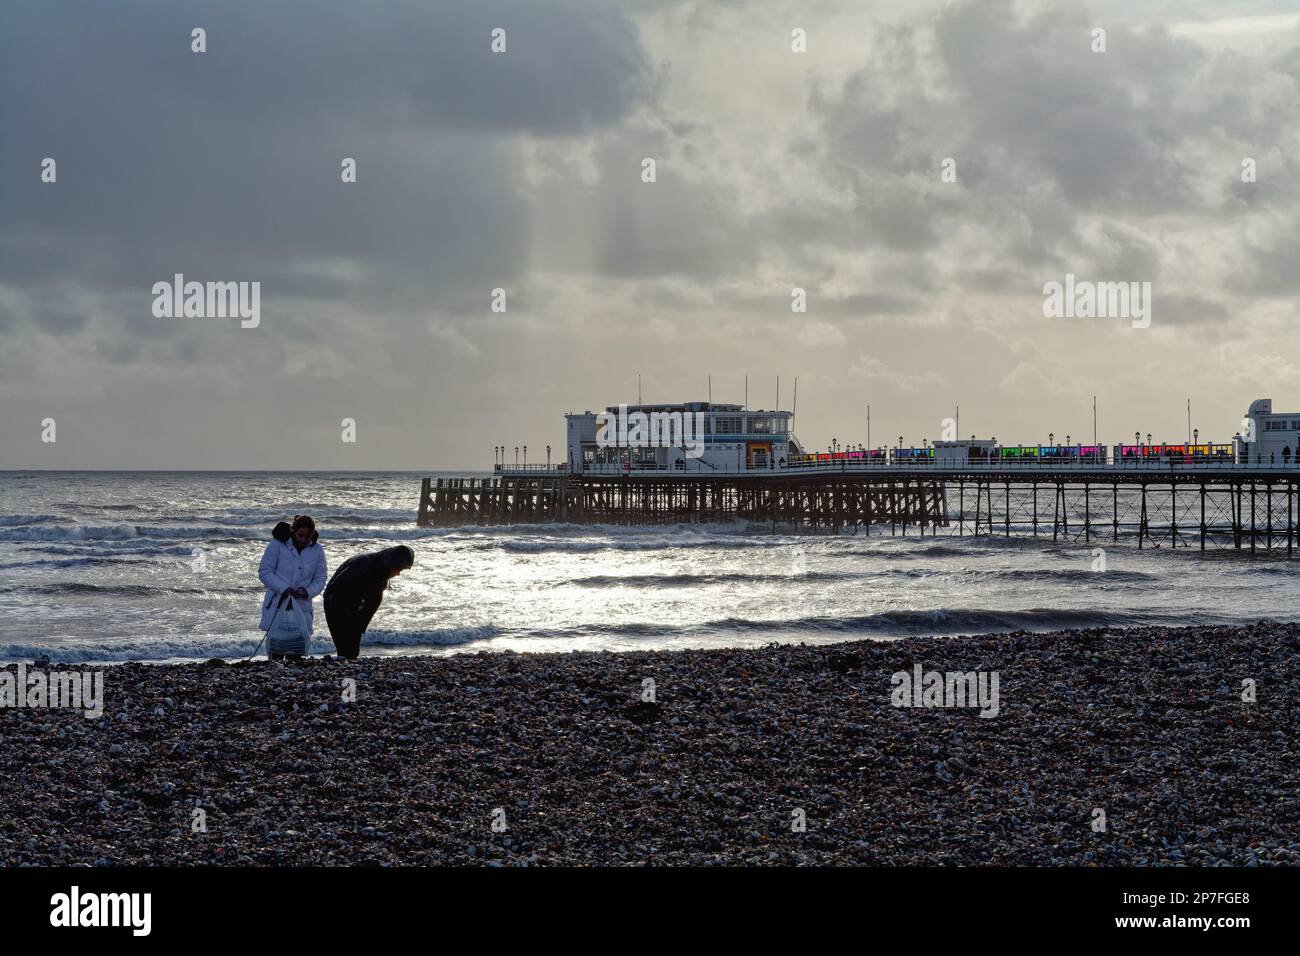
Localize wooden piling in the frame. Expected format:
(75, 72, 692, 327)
(411, 469, 1297, 556)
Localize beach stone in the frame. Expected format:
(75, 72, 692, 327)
(1, 622, 1295, 866)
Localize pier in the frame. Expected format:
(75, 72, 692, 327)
(418, 396, 1300, 555)
(418, 472, 946, 530)
(416, 465, 1300, 556)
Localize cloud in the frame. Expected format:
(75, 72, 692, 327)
(0, 0, 1296, 467)
(998, 361, 1071, 398)
(0, 0, 654, 317)
(848, 354, 944, 392)
(797, 321, 847, 346)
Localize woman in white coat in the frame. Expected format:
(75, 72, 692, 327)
(258, 514, 328, 658)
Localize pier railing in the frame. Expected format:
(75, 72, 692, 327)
(779, 459, 1299, 475)
(493, 464, 569, 474)
(539, 460, 1300, 478)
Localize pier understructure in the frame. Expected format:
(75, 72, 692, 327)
(418, 467, 1300, 556)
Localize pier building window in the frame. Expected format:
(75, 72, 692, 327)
(715, 416, 742, 435)
(749, 417, 772, 434)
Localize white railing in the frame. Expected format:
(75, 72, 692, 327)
(783, 459, 1298, 473)
(569, 459, 1300, 476)
(579, 462, 720, 475)
(494, 464, 569, 474)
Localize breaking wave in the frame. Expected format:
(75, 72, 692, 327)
(0, 582, 252, 597)
(544, 606, 1212, 639)
(0, 625, 500, 663)
(564, 570, 860, 587)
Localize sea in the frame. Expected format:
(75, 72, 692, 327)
(0, 471, 1295, 664)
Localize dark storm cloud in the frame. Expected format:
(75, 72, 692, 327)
(1230, 218, 1300, 296)
(0, 0, 654, 319)
(931, 1, 1202, 210)
(806, 0, 1299, 322)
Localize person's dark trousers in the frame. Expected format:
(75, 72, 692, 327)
(324, 603, 363, 659)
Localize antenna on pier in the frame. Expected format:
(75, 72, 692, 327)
(1187, 398, 1191, 444)
(1093, 396, 1098, 446)
(867, 404, 871, 450)
(744, 375, 748, 410)
(792, 377, 798, 424)
(708, 375, 712, 403)
(956, 404, 960, 440)
(638, 374, 642, 405)
(776, 375, 780, 412)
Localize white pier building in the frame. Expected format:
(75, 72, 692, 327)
(565, 402, 797, 474)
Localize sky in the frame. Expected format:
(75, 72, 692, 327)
(1, 0, 1298, 469)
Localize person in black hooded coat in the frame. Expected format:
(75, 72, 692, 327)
(322, 545, 415, 659)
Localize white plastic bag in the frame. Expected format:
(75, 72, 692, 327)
(267, 594, 310, 657)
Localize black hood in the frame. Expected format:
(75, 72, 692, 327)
(274, 522, 319, 546)
(376, 546, 415, 571)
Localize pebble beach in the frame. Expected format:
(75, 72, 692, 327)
(2, 622, 1297, 866)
